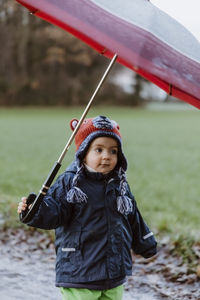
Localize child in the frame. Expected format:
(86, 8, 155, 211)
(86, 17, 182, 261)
(18, 115, 157, 300)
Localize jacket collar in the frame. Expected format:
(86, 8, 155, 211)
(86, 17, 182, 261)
(65, 160, 119, 182)
(83, 166, 119, 182)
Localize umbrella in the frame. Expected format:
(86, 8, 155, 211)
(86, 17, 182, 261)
(16, 0, 200, 222)
(16, 0, 200, 107)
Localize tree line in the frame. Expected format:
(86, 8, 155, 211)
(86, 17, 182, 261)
(0, 1, 148, 106)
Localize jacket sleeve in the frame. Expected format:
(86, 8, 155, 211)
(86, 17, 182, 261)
(25, 172, 73, 230)
(127, 185, 157, 258)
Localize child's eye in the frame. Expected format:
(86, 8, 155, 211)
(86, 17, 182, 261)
(111, 149, 118, 155)
(95, 148, 102, 153)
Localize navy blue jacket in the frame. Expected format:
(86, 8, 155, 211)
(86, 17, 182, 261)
(27, 162, 157, 286)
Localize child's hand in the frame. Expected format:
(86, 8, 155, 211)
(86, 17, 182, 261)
(17, 197, 29, 213)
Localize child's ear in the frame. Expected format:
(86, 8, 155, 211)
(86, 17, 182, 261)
(70, 119, 79, 131)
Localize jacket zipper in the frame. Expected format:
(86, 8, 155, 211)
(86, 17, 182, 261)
(104, 179, 111, 279)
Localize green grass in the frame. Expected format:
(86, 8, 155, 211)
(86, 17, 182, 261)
(0, 106, 200, 240)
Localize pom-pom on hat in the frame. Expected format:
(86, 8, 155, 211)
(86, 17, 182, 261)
(70, 116, 127, 170)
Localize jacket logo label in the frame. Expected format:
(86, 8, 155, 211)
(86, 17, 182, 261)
(143, 232, 153, 240)
(62, 247, 76, 252)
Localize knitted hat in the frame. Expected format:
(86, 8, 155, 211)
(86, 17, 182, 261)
(66, 116, 133, 215)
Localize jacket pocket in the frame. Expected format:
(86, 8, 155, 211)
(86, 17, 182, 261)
(59, 231, 82, 275)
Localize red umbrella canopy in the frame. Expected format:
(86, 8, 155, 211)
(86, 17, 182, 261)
(16, 0, 200, 109)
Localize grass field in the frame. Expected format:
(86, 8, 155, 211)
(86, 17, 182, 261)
(0, 106, 200, 241)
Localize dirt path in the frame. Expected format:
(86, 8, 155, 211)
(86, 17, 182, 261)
(0, 229, 199, 300)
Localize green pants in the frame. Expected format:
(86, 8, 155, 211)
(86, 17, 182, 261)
(60, 285, 124, 300)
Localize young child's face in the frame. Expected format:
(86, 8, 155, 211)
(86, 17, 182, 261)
(84, 137, 118, 174)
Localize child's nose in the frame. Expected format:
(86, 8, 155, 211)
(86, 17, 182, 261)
(102, 150, 110, 159)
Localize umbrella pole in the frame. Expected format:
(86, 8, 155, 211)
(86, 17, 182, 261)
(20, 53, 118, 223)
